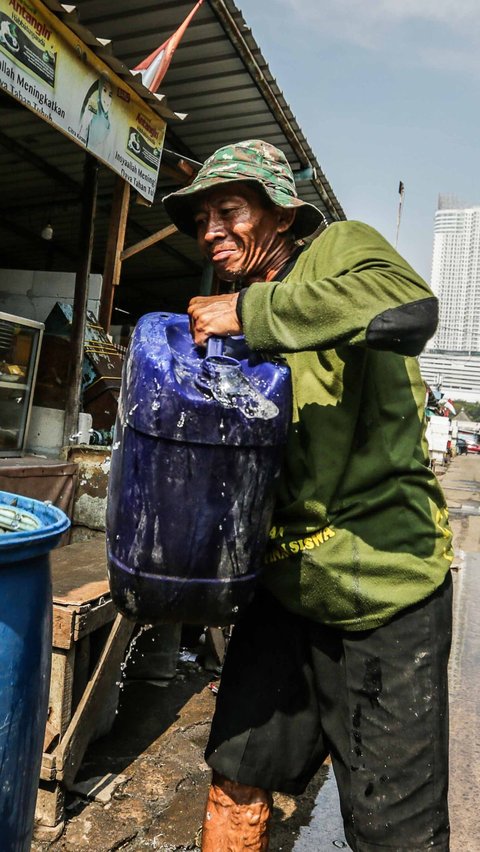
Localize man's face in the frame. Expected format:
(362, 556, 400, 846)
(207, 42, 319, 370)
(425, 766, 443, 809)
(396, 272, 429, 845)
(193, 183, 293, 284)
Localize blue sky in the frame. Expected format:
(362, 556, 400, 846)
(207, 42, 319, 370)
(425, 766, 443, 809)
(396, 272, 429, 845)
(236, 0, 480, 281)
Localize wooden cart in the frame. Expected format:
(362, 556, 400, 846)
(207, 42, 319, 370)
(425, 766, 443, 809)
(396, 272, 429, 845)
(34, 538, 135, 838)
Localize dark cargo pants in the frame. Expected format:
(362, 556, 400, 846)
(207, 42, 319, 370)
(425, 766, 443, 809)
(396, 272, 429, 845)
(206, 573, 452, 851)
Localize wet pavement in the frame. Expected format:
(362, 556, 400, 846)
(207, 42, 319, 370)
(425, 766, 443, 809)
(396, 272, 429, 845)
(449, 552, 480, 849)
(442, 456, 480, 849)
(291, 765, 350, 851)
(32, 454, 480, 851)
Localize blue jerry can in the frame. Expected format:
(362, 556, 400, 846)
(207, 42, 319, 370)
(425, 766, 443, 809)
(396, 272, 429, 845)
(106, 312, 291, 626)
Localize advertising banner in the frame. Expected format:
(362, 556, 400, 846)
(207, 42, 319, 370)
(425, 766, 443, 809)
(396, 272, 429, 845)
(0, 0, 166, 201)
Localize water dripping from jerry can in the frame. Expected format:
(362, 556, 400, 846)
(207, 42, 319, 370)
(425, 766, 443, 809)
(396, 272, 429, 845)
(115, 624, 154, 712)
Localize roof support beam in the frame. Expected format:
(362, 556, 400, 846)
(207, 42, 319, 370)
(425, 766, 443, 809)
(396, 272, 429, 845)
(121, 224, 178, 262)
(99, 176, 131, 333)
(63, 154, 99, 446)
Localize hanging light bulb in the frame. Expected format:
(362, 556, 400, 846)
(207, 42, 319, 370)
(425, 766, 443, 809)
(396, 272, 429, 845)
(41, 223, 53, 240)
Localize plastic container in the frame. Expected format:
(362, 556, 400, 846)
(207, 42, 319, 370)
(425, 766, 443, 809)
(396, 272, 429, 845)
(0, 490, 70, 852)
(107, 312, 291, 626)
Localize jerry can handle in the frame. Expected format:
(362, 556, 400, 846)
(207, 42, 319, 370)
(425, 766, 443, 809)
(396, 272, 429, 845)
(206, 337, 225, 358)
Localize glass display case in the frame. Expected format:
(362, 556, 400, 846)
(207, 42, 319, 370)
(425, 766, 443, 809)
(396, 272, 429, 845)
(0, 311, 44, 457)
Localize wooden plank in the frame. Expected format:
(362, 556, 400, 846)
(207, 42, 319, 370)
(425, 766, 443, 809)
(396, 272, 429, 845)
(53, 598, 115, 647)
(55, 614, 135, 786)
(99, 176, 130, 332)
(120, 223, 177, 261)
(42, 720, 58, 754)
(74, 599, 116, 641)
(55, 580, 110, 607)
(50, 539, 109, 604)
(50, 538, 107, 575)
(52, 606, 75, 650)
(35, 779, 65, 828)
(71, 635, 90, 716)
(40, 753, 57, 782)
(46, 647, 75, 748)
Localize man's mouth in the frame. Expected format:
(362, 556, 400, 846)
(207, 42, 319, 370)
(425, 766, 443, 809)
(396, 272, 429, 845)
(211, 247, 237, 263)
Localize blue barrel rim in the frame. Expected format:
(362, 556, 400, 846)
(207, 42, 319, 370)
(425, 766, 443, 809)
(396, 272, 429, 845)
(0, 489, 70, 549)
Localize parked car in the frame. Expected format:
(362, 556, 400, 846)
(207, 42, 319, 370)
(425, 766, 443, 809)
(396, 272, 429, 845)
(467, 442, 480, 454)
(456, 438, 468, 455)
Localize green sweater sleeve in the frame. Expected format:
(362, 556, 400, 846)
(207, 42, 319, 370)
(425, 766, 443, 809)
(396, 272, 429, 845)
(240, 220, 438, 355)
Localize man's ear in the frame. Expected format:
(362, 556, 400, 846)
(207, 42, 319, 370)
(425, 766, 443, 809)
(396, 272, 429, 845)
(277, 207, 296, 234)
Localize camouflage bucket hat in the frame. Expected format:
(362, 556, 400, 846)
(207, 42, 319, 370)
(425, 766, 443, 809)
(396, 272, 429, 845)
(162, 139, 325, 239)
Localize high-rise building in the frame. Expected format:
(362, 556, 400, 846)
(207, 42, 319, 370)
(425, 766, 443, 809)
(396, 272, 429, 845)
(419, 196, 480, 401)
(429, 196, 480, 352)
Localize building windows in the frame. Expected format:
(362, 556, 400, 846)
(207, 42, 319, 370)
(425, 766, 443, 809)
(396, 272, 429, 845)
(430, 204, 480, 352)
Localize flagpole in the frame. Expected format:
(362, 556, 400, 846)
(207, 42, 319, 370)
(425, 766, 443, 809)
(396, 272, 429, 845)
(395, 181, 405, 249)
(133, 0, 204, 93)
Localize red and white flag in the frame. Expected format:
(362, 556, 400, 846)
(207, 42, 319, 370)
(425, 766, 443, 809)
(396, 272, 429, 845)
(133, 0, 204, 93)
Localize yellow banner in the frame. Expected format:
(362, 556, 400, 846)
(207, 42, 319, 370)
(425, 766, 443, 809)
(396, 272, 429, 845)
(0, 0, 166, 201)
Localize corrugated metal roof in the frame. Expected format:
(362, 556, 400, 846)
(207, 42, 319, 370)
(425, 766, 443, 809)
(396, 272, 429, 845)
(0, 0, 345, 320)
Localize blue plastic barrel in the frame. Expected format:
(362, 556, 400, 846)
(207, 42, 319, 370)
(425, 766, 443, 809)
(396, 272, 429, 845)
(107, 312, 291, 626)
(0, 491, 70, 851)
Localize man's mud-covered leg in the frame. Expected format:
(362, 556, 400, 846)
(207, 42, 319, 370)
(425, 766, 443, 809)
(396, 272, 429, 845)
(201, 773, 273, 851)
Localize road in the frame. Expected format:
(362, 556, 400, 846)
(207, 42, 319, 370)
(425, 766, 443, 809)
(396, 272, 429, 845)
(441, 454, 480, 850)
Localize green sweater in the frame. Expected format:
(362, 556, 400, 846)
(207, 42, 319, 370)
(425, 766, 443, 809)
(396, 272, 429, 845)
(240, 220, 453, 630)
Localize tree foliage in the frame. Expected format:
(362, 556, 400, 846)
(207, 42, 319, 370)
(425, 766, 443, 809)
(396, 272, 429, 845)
(452, 400, 480, 421)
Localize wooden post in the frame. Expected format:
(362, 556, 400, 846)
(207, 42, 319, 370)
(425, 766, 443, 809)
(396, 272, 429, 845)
(99, 176, 131, 333)
(57, 613, 135, 787)
(62, 154, 98, 447)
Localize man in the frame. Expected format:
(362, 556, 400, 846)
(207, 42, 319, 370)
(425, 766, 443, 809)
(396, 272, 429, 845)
(163, 140, 453, 852)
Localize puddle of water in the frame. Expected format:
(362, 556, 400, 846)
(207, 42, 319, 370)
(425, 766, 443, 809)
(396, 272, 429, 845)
(292, 768, 351, 852)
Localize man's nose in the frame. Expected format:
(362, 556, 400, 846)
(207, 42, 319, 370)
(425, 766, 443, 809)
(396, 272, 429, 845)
(203, 212, 226, 242)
